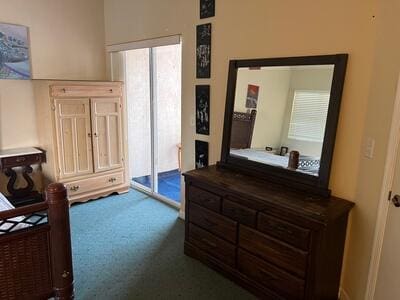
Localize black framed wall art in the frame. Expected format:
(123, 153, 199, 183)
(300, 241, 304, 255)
(196, 23, 212, 78)
(195, 140, 209, 169)
(200, 0, 215, 19)
(196, 85, 210, 135)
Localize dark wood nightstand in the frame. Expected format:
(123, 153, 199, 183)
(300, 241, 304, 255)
(0, 147, 46, 207)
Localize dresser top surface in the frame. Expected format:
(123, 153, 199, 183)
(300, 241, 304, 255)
(0, 147, 43, 159)
(183, 165, 354, 224)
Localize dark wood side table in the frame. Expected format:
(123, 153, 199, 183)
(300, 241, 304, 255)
(0, 147, 46, 207)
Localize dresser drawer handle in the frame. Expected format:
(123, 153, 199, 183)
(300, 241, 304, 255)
(203, 198, 213, 202)
(108, 177, 117, 183)
(275, 224, 294, 235)
(109, 89, 113, 93)
(203, 218, 217, 227)
(15, 157, 26, 163)
(227, 207, 244, 214)
(201, 238, 217, 248)
(69, 185, 80, 192)
(258, 268, 278, 281)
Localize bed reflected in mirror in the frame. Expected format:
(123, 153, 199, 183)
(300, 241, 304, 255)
(229, 64, 335, 177)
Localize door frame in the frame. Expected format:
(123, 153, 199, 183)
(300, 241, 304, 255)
(365, 76, 400, 299)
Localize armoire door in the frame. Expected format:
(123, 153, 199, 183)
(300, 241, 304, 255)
(91, 97, 123, 172)
(54, 98, 93, 178)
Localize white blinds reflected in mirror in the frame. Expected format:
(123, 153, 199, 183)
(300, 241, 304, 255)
(288, 90, 330, 143)
(230, 65, 334, 176)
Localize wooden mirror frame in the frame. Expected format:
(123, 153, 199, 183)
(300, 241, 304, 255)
(218, 54, 348, 197)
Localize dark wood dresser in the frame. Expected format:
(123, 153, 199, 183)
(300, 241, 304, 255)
(183, 165, 354, 300)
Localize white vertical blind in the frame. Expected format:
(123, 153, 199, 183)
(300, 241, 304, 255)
(288, 90, 330, 142)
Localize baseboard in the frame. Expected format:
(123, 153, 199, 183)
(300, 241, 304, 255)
(339, 287, 350, 300)
(179, 210, 185, 220)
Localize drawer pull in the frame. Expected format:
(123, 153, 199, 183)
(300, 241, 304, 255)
(258, 268, 278, 281)
(69, 185, 80, 192)
(62, 88, 66, 93)
(227, 207, 247, 215)
(15, 157, 26, 163)
(275, 225, 294, 235)
(203, 218, 216, 227)
(201, 238, 217, 248)
(62, 270, 70, 278)
(109, 89, 113, 93)
(108, 177, 117, 183)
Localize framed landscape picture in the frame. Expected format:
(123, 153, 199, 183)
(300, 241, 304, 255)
(0, 23, 31, 79)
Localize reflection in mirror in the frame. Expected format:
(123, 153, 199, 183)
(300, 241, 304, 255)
(229, 65, 334, 177)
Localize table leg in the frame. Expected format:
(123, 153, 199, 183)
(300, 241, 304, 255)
(4, 165, 35, 198)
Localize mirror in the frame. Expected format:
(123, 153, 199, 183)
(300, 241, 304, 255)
(230, 64, 334, 176)
(220, 54, 348, 194)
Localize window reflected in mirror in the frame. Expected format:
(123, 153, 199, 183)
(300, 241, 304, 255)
(229, 65, 334, 177)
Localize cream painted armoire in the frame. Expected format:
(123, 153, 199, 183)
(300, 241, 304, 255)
(34, 81, 129, 204)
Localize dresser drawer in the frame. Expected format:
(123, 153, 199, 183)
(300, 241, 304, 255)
(258, 213, 311, 250)
(238, 249, 305, 300)
(65, 171, 124, 196)
(188, 223, 236, 267)
(239, 225, 308, 278)
(51, 84, 122, 97)
(222, 198, 256, 227)
(188, 185, 221, 212)
(189, 203, 237, 243)
(1, 154, 42, 168)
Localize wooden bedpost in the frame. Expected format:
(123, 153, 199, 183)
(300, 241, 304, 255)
(46, 183, 74, 299)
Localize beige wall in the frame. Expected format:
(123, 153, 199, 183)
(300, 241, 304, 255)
(341, 1, 400, 299)
(104, 0, 375, 198)
(0, 0, 106, 193)
(104, 1, 383, 298)
(0, 0, 106, 150)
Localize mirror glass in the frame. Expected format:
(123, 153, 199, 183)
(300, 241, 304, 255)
(229, 64, 334, 177)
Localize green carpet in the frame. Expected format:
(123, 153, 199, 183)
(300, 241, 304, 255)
(70, 189, 256, 299)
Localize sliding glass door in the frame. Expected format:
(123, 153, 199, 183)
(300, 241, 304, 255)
(125, 48, 153, 191)
(115, 42, 182, 206)
(154, 45, 182, 203)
